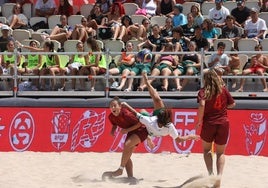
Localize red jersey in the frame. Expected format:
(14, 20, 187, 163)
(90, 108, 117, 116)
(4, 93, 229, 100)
(108, 106, 139, 129)
(197, 87, 235, 125)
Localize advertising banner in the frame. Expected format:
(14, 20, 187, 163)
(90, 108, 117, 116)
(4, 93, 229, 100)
(0, 108, 267, 156)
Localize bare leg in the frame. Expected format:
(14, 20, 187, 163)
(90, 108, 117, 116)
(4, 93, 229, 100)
(202, 140, 214, 175)
(117, 69, 130, 90)
(215, 144, 226, 176)
(111, 134, 141, 177)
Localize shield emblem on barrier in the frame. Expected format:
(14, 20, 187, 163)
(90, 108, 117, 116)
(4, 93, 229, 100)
(243, 113, 267, 155)
(51, 110, 71, 150)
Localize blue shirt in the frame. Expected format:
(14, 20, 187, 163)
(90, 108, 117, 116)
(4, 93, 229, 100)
(172, 13, 187, 27)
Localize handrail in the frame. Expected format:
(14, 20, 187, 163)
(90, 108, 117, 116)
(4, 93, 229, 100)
(1, 49, 268, 98)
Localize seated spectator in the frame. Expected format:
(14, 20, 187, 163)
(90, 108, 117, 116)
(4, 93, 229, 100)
(119, 15, 135, 42)
(72, 17, 96, 43)
(191, 25, 209, 51)
(221, 15, 241, 50)
(228, 49, 241, 89)
(56, 0, 73, 17)
(181, 13, 195, 40)
(202, 18, 219, 49)
(231, 0, 250, 28)
(106, 2, 125, 41)
(131, 48, 153, 91)
(0, 40, 22, 90)
(46, 15, 73, 45)
(0, 25, 15, 52)
(161, 17, 173, 38)
(60, 41, 88, 91)
(191, 3, 203, 26)
(34, 0, 56, 18)
(141, 0, 157, 18)
(8, 0, 33, 6)
(8, 3, 28, 30)
(97, 0, 112, 15)
(156, 0, 176, 16)
(205, 42, 229, 76)
(173, 41, 201, 91)
(208, 0, 230, 28)
(39, 41, 61, 91)
(166, 26, 189, 52)
(236, 45, 268, 92)
(244, 7, 267, 41)
(109, 41, 136, 92)
(16, 40, 42, 89)
(260, 0, 268, 12)
(79, 37, 107, 91)
(89, 3, 107, 28)
(127, 18, 151, 41)
(138, 43, 178, 91)
(171, 4, 187, 27)
(141, 24, 165, 52)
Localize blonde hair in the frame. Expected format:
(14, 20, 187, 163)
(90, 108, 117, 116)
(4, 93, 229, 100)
(203, 69, 223, 100)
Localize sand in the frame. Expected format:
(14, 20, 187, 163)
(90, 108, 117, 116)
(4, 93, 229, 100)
(0, 152, 267, 188)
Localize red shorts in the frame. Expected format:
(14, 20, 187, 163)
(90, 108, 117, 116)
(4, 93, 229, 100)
(200, 121, 230, 145)
(249, 66, 265, 74)
(97, 68, 106, 75)
(126, 126, 148, 144)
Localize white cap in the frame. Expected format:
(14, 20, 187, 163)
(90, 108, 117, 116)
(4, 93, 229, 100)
(1, 25, 10, 31)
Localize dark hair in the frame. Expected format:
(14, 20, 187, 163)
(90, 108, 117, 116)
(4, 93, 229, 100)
(109, 96, 121, 106)
(87, 37, 100, 52)
(172, 26, 183, 36)
(29, 40, 38, 46)
(157, 108, 172, 127)
(121, 15, 133, 26)
(217, 42, 226, 48)
(44, 41, 54, 52)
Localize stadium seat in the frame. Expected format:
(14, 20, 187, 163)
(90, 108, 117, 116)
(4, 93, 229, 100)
(123, 3, 139, 16)
(29, 17, 47, 29)
(259, 12, 268, 29)
(131, 15, 148, 25)
(237, 54, 249, 74)
(201, 2, 214, 16)
(182, 2, 200, 15)
(213, 39, 234, 52)
(12, 29, 31, 42)
(224, 1, 237, 13)
(48, 15, 61, 29)
(1, 3, 16, 19)
(68, 15, 84, 29)
(63, 40, 81, 52)
(104, 40, 125, 57)
(237, 38, 259, 57)
(22, 3, 32, 20)
(127, 39, 140, 52)
(84, 40, 104, 52)
(0, 16, 7, 24)
(80, 4, 94, 18)
(150, 16, 167, 27)
(41, 39, 61, 51)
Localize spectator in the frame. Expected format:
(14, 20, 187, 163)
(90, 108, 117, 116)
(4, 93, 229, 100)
(228, 49, 241, 89)
(8, 3, 28, 30)
(260, 0, 268, 12)
(8, 0, 33, 6)
(97, 0, 112, 15)
(231, 0, 250, 28)
(47, 15, 73, 45)
(79, 37, 107, 91)
(142, 0, 157, 18)
(71, 16, 96, 43)
(172, 4, 187, 27)
(139, 43, 178, 91)
(34, 0, 56, 18)
(106, 2, 125, 41)
(191, 3, 203, 26)
(244, 7, 267, 41)
(0, 25, 14, 52)
(191, 25, 209, 51)
(127, 18, 151, 41)
(56, 0, 73, 17)
(167, 26, 189, 52)
(16, 40, 42, 89)
(39, 41, 60, 91)
(0, 40, 22, 90)
(236, 45, 268, 92)
(109, 41, 136, 92)
(119, 15, 135, 42)
(173, 41, 201, 91)
(208, 0, 230, 28)
(156, 0, 176, 16)
(89, 3, 107, 28)
(181, 13, 195, 40)
(205, 42, 229, 76)
(145, 24, 165, 52)
(221, 15, 241, 50)
(202, 18, 219, 49)
(161, 17, 173, 38)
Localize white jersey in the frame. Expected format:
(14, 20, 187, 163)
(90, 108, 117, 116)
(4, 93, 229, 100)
(137, 113, 178, 139)
(208, 6, 230, 24)
(244, 18, 267, 38)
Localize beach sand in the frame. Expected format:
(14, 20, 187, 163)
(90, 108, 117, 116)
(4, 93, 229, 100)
(0, 152, 267, 188)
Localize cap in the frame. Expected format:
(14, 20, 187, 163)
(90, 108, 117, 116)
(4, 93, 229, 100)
(250, 7, 259, 13)
(1, 25, 10, 31)
(236, 0, 243, 5)
(215, 0, 223, 3)
(174, 4, 183, 13)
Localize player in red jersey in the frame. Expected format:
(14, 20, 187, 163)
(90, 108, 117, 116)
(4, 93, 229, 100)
(196, 69, 235, 181)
